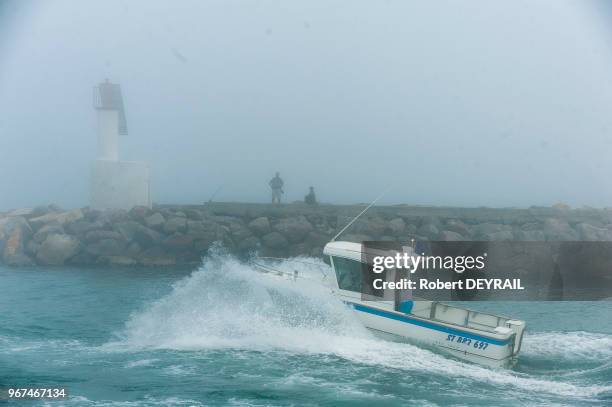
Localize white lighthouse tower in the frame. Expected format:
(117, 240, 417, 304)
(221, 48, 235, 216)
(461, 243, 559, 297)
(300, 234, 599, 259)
(90, 79, 151, 210)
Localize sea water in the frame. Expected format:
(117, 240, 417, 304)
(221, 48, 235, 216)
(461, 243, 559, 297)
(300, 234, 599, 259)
(1, 251, 611, 406)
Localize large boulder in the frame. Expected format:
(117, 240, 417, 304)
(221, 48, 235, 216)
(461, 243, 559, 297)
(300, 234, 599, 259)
(444, 219, 471, 237)
(576, 223, 611, 241)
(438, 230, 464, 241)
(7, 208, 35, 217)
(162, 233, 194, 253)
(33, 224, 64, 243)
(212, 215, 242, 226)
(25, 240, 40, 257)
(289, 242, 313, 257)
(30, 205, 52, 217)
(405, 223, 418, 235)
(388, 218, 406, 236)
(520, 222, 540, 231)
(515, 229, 546, 241)
(5, 253, 35, 266)
(96, 209, 129, 226)
(126, 242, 142, 257)
(86, 238, 127, 257)
(335, 214, 354, 232)
(139, 246, 176, 266)
(248, 217, 271, 236)
(262, 232, 289, 249)
(473, 223, 510, 239)
(129, 206, 151, 222)
(85, 229, 124, 243)
(98, 255, 137, 266)
(361, 217, 388, 237)
(0, 217, 32, 265)
(47, 204, 63, 212)
(487, 230, 515, 241)
(350, 217, 386, 237)
(304, 231, 330, 249)
(229, 222, 253, 241)
(543, 218, 578, 241)
(114, 221, 162, 247)
(36, 234, 80, 265)
(417, 223, 439, 240)
(274, 217, 313, 243)
(184, 209, 204, 220)
(28, 209, 83, 231)
(164, 217, 187, 234)
(144, 212, 165, 230)
(65, 220, 101, 237)
(186, 220, 205, 232)
(237, 236, 261, 252)
(186, 220, 218, 242)
(83, 208, 102, 222)
(0, 216, 32, 238)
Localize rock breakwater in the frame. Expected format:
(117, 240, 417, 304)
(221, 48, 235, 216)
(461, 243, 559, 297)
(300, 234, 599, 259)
(1, 202, 611, 267)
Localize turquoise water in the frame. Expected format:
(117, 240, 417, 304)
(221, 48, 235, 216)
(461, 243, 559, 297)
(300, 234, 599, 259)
(1, 252, 611, 406)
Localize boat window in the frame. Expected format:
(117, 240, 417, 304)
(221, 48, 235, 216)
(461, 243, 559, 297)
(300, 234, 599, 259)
(331, 256, 363, 292)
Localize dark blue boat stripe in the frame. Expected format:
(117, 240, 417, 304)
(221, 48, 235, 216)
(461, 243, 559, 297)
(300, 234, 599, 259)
(349, 302, 510, 346)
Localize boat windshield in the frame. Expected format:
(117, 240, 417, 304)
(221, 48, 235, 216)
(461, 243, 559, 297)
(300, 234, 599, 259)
(331, 256, 385, 297)
(331, 257, 362, 292)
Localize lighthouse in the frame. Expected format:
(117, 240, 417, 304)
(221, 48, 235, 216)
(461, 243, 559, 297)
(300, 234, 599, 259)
(90, 79, 151, 210)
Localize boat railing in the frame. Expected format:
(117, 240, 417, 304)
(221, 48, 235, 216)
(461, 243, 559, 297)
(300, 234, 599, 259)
(411, 299, 510, 333)
(252, 257, 330, 280)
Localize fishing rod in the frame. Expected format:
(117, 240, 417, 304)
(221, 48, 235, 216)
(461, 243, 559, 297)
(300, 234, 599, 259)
(207, 185, 223, 203)
(331, 187, 391, 242)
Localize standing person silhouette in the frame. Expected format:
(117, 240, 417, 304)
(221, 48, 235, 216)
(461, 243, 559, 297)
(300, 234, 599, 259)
(304, 186, 317, 205)
(269, 172, 284, 204)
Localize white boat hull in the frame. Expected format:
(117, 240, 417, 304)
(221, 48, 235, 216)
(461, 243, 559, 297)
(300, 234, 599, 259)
(348, 301, 519, 367)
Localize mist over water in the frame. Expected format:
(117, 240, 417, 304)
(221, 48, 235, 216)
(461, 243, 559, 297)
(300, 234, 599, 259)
(2, 0, 612, 209)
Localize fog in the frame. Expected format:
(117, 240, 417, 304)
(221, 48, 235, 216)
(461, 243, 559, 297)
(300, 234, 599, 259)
(2, 0, 612, 210)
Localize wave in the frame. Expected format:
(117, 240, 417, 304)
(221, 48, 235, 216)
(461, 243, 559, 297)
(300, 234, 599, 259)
(522, 331, 612, 362)
(108, 250, 612, 400)
(0, 335, 86, 354)
(124, 358, 158, 369)
(40, 395, 204, 407)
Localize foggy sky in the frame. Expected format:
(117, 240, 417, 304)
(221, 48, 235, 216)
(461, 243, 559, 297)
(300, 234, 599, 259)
(1, 0, 612, 210)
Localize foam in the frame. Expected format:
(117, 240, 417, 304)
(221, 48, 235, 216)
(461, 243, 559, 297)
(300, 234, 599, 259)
(522, 331, 612, 361)
(124, 358, 158, 368)
(111, 251, 612, 400)
(41, 395, 203, 406)
(0, 336, 85, 354)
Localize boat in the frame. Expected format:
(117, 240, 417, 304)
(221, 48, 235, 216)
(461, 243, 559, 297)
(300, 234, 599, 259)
(321, 241, 526, 367)
(253, 240, 526, 367)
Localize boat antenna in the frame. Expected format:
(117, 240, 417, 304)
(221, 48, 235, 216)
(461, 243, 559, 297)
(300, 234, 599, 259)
(331, 187, 390, 242)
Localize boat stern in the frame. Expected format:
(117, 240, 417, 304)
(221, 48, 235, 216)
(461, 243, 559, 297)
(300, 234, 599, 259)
(506, 319, 526, 356)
